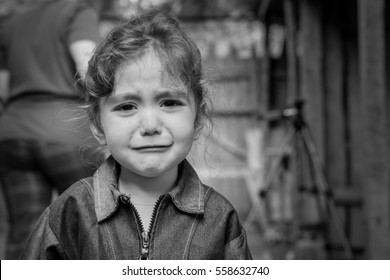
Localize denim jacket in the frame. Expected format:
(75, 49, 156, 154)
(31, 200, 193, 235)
(21, 156, 252, 260)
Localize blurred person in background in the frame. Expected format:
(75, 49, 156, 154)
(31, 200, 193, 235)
(0, 0, 102, 259)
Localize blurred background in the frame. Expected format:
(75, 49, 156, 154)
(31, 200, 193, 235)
(1, 0, 390, 260)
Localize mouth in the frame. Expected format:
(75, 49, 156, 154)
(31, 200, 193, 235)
(132, 144, 172, 152)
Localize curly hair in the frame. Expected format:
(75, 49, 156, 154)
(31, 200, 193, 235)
(77, 10, 211, 136)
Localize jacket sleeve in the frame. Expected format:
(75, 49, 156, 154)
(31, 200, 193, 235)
(224, 226, 253, 260)
(19, 208, 66, 260)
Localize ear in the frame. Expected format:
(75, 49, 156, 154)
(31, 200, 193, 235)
(90, 123, 107, 145)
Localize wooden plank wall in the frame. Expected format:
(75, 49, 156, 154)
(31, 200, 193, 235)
(272, 0, 390, 259)
(299, 0, 325, 162)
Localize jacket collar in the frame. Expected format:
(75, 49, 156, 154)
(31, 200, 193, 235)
(93, 156, 205, 223)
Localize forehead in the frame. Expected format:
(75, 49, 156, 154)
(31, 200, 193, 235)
(115, 51, 183, 89)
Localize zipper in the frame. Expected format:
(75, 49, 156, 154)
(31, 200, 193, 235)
(125, 195, 164, 260)
(140, 231, 149, 260)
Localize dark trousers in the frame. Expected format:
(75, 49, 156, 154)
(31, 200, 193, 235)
(0, 140, 100, 259)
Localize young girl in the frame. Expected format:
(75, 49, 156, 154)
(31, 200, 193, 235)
(21, 11, 252, 260)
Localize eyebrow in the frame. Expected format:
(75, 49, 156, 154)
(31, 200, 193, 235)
(106, 91, 141, 104)
(155, 90, 188, 100)
(107, 90, 188, 104)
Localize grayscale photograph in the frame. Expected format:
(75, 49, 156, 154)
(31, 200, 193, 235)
(0, 0, 389, 262)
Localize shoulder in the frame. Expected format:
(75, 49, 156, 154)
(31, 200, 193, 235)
(202, 183, 245, 241)
(35, 176, 97, 258)
(54, 177, 93, 202)
(203, 184, 237, 214)
(48, 177, 95, 221)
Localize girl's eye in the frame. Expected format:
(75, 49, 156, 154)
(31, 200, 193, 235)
(116, 103, 137, 111)
(161, 100, 183, 108)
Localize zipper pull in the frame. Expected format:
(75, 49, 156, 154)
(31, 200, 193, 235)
(140, 231, 150, 260)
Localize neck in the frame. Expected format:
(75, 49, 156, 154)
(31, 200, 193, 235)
(118, 166, 178, 200)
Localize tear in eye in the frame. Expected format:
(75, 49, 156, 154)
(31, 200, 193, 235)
(161, 100, 183, 107)
(117, 103, 137, 111)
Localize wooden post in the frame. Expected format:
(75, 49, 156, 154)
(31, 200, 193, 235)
(322, 0, 349, 258)
(0, 181, 8, 259)
(284, 0, 298, 105)
(260, 22, 271, 116)
(323, 0, 347, 194)
(344, 0, 366, 257)
(358, 0, 390, 259)
(299, 0, 325, 161)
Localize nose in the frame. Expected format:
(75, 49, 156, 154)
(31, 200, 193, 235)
(139, 109, 162, 135)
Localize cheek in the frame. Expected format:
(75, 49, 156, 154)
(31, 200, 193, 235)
(101, 117, 137, 143)
(172, 115, 196, 142)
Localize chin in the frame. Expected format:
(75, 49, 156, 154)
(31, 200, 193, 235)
(139, 167, 161, 176)
(138, 161, 179, 179)
(136, 164, 166, 177)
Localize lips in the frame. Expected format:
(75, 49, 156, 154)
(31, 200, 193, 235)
(131, 143, 173, 151)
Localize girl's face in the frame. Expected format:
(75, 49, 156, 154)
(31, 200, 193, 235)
(92, 51, 197, 180)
